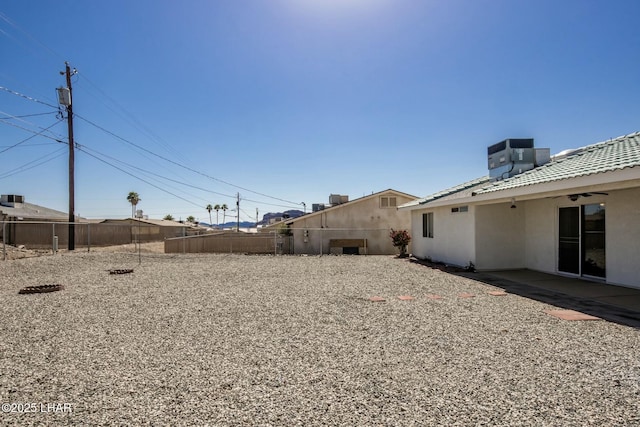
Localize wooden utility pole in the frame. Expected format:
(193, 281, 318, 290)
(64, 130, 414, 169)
(59, 62, 77, 250)
(236, 193, 240, 231)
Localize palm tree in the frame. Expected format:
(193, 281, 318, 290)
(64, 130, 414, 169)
(214, 204, 221, 228)
(206, 204, 213, 226)
(221, 203, 228, 228)
(127, 191, 141, 218)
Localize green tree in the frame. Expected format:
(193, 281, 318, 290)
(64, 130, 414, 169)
(214, 204, 221, 228)
(127, 191, 141, 218)
(163, 214, 174, 221)
(186, 215, 196, 223)
(206, 204, 213, 226)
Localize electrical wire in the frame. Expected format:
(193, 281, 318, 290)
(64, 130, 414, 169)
(74, 113, 303, 207)
(75, 72, 192, 165)
(0, 15, 303, 212)
(0, 11, 65, 62)
(75, 146, 206, 209)
(0, 146, 67, 180)
(0, 85, 59, 109)
(0, 118, 65, 154)
(77, 144, 225, 204)
(0, 111, 56, 119)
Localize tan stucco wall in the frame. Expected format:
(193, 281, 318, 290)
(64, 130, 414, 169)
(289, 192, 414, 255)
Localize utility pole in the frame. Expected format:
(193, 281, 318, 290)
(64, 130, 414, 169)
(57, 62, 77, 250)
(236, 193, 240, 231)
(256, 208, 258, 228)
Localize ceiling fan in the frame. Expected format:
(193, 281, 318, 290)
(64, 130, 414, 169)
(567, 192, 608, 201)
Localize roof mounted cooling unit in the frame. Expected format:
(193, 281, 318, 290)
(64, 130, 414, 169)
(329, 194, 349, 205)
(488, 138, 535, 180)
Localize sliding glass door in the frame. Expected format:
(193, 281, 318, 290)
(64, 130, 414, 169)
(558, 204, 606, 278)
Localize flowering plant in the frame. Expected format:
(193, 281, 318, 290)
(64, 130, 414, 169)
(389, 229, 411, 256)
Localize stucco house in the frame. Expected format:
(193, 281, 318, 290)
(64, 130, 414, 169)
(399, 132, 640, 289)
(0, 194, 68, 222)
(275, 189, 416, 255)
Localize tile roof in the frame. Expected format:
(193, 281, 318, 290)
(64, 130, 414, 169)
(475, 131, 640, 194)
(400, 176, 491, 208)
(400, 131, 640, 209)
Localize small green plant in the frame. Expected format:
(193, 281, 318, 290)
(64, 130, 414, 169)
(277, 223, 292, 236)
(389, 229, 411, 257)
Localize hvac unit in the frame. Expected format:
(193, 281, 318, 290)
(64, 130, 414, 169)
(329, 194, 349, 205)
(312, 204, 325, 212)
(488, 138, 536, 180)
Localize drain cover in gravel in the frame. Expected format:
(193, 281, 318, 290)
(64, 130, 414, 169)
(545, 310, 601, 321)
(19, 284, 64, 294)
(109, 269, 134, 275)
(369, 296, 386, 302)
(398, 295, 414, 301)
(458, 292, 475, 298)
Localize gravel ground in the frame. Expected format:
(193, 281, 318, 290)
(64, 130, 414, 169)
(0, 252, 639, 426)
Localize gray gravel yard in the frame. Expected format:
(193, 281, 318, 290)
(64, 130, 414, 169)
(1, 251, 639, 426)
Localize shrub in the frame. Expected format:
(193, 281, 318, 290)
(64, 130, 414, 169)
(389, 229, 411, 249)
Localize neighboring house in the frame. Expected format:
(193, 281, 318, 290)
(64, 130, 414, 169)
(100, 218, 191, 241)
(0, 194, 68, 222)
(273, 189, 416, 255)
(399, 132, 640, 289)
(1, 194, 71, 245)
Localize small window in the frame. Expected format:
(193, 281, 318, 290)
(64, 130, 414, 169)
(380, 196, 397, 208)
(451, 207, 459, 213)
(422, 212, 434, 238)
(451, 206, 468, 213)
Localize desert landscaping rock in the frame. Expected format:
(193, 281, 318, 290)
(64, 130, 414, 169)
(0, 251, 638, 425)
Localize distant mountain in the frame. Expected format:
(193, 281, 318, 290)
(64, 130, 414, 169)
(194, 209, 304, 229)
(198, 221, 256, 229)
(258, 210, 304, 226)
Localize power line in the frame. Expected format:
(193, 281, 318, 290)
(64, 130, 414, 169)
(76, 145, 205, 209)
(0, 117, 65, 152)
(0, 11, 65, 62)
(75, 72, 192, 165)
(77, 144, 224, 204)
(0, 111, 56, 119)
(0, 146, 67, 180)
(74, 113, 303, 207)
(0, 85, 59, 109)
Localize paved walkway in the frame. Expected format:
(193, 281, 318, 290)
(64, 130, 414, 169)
(461, 269, 640, 328)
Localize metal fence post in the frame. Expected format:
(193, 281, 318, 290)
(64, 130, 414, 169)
(2, 221, 5, 261)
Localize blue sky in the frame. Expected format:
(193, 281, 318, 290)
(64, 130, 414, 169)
(1, 0, 639, 223)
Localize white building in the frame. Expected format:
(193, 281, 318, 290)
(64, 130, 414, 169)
(400, 132, 640, 289)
